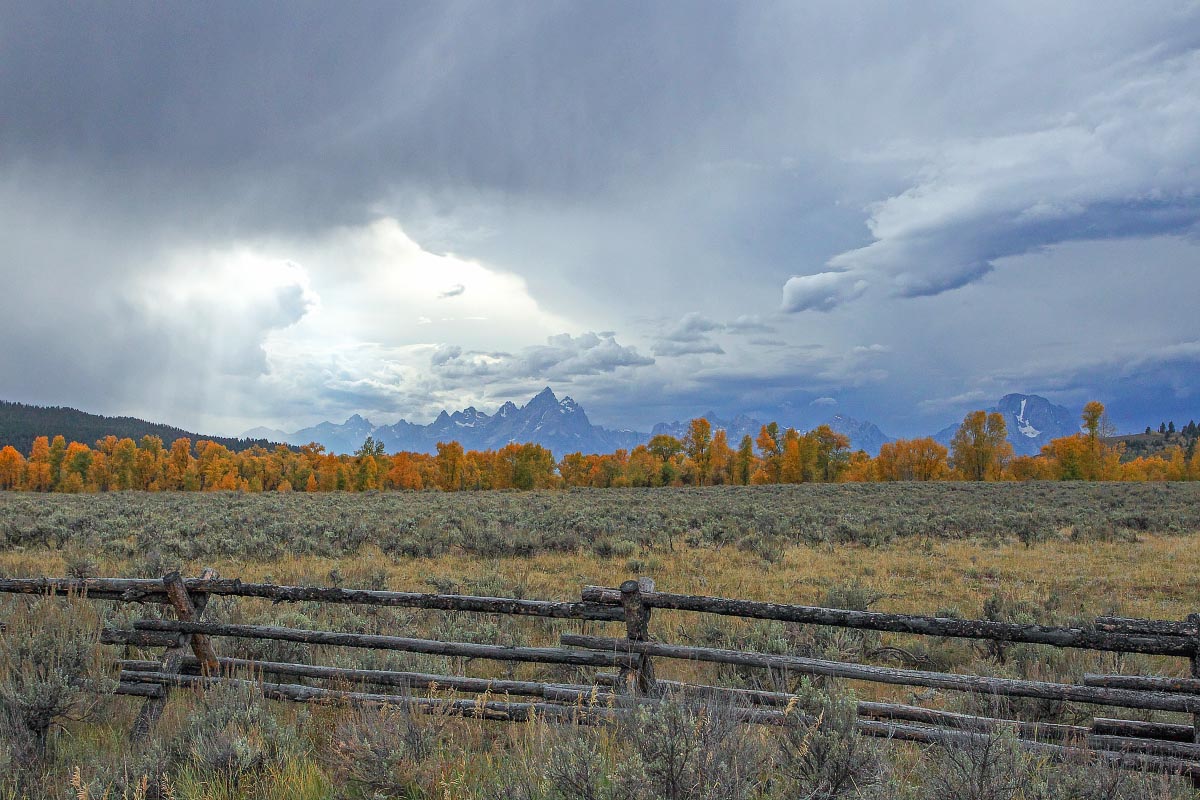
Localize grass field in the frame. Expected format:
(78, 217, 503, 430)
(2, 485, 1200, 799)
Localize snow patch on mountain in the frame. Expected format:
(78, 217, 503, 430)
(1014, 398, 1041, 438)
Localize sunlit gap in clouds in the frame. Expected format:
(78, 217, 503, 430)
(129, 218, 645, 433)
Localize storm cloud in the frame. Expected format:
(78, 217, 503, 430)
(1, 2, 1198, 436)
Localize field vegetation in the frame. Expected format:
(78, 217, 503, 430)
(1, 485, 1199, 799)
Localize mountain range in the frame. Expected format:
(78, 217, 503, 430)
(245, 388, 646, 457)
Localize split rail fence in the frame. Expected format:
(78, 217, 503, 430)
(2, 573, 1199, 783)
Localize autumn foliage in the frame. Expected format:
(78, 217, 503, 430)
(0, 402, 1195, 493)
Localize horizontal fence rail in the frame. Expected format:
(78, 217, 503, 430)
(117, 656, 601, 699)
(118, 672, 619, 724)
(1093, 717, 1198, 743)
(1084, 674, 1200, 693)
(1094, 616, 1199, 637)
(133, 619, 639, 668)
(0, 577, 622, 621)
(561, 634, 1200, 714)
(581, 586, 1196, 656)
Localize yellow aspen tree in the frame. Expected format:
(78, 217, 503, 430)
(0, 445, 26, 489)
(950, 411, 1013, 480)
(25, 436, 52, 491)
(683, 418, 713, 485)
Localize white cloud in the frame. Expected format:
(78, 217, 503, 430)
(781, 272, 868, 312)
(661, 312, 724, 342)
(727, 314, 775, 334)
(434, 332, 654, 381)
(144, 252, 320, 369)
(652, 311, 728, 356)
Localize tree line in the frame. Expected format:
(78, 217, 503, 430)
(0, 402, 1196, 494)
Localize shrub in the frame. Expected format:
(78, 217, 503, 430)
(169, 679, 303, 786)
(921, 728, 1027, 800)
(775, 681, 888, 798)
(614, 696, 767, 800)
(0, 594, 115, 752)
(318, 703, 440, 798)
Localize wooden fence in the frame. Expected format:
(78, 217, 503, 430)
(1, 574, 1199, 782)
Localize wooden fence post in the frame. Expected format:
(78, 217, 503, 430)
(1189, 612, 1199, 788)
(619, 577, 656, 694)
(129, 568, 218, 743)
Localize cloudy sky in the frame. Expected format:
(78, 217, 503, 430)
(3, 2, 1199, 437)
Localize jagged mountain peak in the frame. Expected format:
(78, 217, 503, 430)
(259, 388, 640, 457)
(524, 387, 560, 411)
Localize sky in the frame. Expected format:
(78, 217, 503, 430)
(2, 1, 1199, 438)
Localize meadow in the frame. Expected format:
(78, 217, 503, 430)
(2, 484, 1200, 799)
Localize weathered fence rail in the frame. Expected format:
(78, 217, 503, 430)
(2, 572, 1199, 782)
(560, 633, 1200, 713)
(0, 576, 621, 620)
(133, 618, 637, 668)
(580, 585, 1195, 655)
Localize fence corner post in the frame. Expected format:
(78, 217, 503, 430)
(619, 577, 656, 695)
(162, 570, 221, 674)
(129, 567, 219, 744)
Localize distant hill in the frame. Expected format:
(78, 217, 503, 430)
(1109, 428, 1198, 461)
(933, 393, 1079, 456)
(0, 400, 283, 454)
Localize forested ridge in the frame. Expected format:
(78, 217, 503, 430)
(0, 400, 280, 455)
